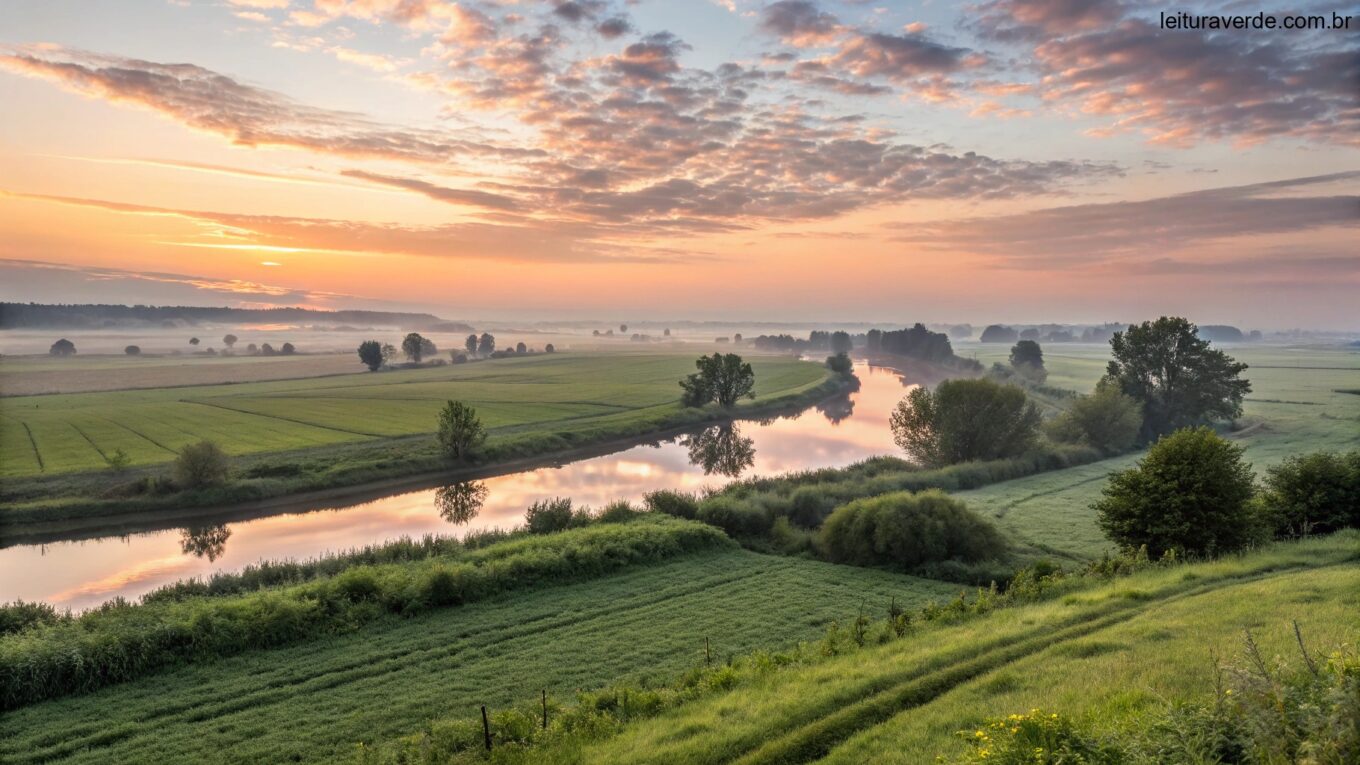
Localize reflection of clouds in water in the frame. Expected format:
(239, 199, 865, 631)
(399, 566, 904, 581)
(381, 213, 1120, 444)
(3, 362, 920, 609)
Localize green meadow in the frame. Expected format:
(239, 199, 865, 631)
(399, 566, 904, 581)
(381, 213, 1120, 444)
(0, 353, 828, 478)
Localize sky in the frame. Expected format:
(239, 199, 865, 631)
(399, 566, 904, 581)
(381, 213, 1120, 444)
(0, 0, 1356, 328)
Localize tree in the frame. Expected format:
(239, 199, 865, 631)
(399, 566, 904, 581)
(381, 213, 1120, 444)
(419, 336, 437, 358)
(679, 353, 755, 408)
(260, 343, 276, 356)
(450, 352, 468, 364)
(381, 343, 397, 365)
(1104, 317, 1251, 441)
(1046, 382, 1142, 455)
(189, 337, 200, 346)
(516, 342, 527, 354)
(49, 338, 76, 356)
(1094, 427, 1259, 556)
(733, 333, 743, 344)
(663, 328, 671, 337)
(1262, 451, 1360, 536)
(830, 330, 853, 355)
(889, 378, 1040, 467)
(465, 334, 478, 356)
(402, 332, 427, 363)
(246, 343, 258, 354)
(979, 325, 1018, 343)
(544, 343, 555, 353)
(1008, 340, 1046, 383)
(436, 400, 486, 460)
(124, 345, 141, 356)
(174, 440, 230, 489)
(358, 340, 384, 371)
(280, 342, 295, 355)
(826, 353, 852, 375)
(477, 333, 496, 355)
(223, 334, 238, 350)
(620, 324, 628, 333)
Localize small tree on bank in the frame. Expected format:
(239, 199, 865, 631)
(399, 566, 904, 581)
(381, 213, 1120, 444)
(1094, 426, 1259, 557)
(679, 353, 755, 408)
(436, 400, 486, 461)
(358, 340, 384, 371)
(174, 440, 230, 489)
(889, 378, 1040, 467)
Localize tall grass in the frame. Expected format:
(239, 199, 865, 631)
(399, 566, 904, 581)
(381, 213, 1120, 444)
(0, 515, 732, 710)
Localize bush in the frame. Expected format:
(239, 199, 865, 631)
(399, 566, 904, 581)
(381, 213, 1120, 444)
(890, 378, 1041, 467)
(173, 440, 230, 489)
(787, 486, 835, 528)
(1046, 382, 1143, 455)
(525, 497, 574, 534)
(435, 400, 487, 461)
(1261, 451, 1360, 536)
(644, 490, 699, 519)
(696, 496, 770, 537)
(597, 500, 639, 524)
(124, 345, 140, 355)
(0, 601, 64, 636)
(1094, 427, 1260, 556)
(819, 490, 1007, 570)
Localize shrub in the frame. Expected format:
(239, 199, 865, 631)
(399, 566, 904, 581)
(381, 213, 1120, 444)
(124, 345, 141, 355)
(950, 709, 1123, 764)
(1261, 450, 1360, 536)
(819, 490, 1007, 570)
(787, 486, 835, 528)
(1046, 382, 1143, 455)
(597, 500, 639, 524)
(1094, 427, 1260, 556)
(890, 378, 1041, 467)
(644, 490, 699, 519)
(525, 497, 574, 534)
(696, 496, 770, 537)
(0, 601, 64, 636)
(173, 440, 230, 489)
(104, 447, 132, 472)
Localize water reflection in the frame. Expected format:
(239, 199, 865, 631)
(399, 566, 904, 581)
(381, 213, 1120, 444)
(178, 524, 231, 562)
(0, 363, 916, 610)
(435, 481, 488, 525)
(682, 424, 756, 477)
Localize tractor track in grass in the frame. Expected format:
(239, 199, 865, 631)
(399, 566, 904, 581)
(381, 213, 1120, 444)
(6, 554, 798, 763)
(16, 418, 45, 472)
(178, 398, 386, 438)
(733, 564, 1334, 765)
(101, 416, 180, 456)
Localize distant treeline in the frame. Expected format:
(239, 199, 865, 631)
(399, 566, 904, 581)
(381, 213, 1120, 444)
(0, 303, 466, 331)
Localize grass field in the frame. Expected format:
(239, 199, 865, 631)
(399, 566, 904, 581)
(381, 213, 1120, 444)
(0, 352, 364, 396)
(953, 344, 1360, 562)
(528, 533, 1359, 765)
(0, 353, 827, 478)
(0, 548, 957, 765)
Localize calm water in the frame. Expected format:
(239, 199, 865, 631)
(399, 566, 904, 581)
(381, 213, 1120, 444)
(0, 364, 914, 610)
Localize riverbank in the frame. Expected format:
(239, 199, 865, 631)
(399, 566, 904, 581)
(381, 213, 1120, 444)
(0, 368, 854, 541)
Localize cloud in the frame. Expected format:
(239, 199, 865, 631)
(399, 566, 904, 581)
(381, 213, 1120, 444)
(889, 172, 1360, 263)
(759, 0, 843, 47)
(340, 169, 525, 210)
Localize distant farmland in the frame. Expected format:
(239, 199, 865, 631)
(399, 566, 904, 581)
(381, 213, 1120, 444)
(0, 353, 828, 478)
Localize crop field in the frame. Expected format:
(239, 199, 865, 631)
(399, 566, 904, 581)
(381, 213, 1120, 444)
(541, 533, 1360, 765)
(954, 345, 1360, 562)
(0, 353, 827, 478)
(0, 548, 957, 765)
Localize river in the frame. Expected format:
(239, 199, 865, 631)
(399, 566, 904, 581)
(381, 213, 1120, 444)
(0, 363, 916, 610)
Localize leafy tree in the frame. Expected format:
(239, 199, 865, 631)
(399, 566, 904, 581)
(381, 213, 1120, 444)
(679, 353, 755, 408)
(544, 343, 555, 353)
(174, 440, 230, 489)
(663, 328, 671, 337)
(246, 343, 258, 354)
(1105, 317, 1251, 441)
(830, 330, 853, 355)
(124, 345, 141, 356)
(979, 325, 1017, 343)
(733, 333, 743, 344)
(1261, 451, 1360, 536)
(189, 337, 200, 346)
(381, 343, 397, 364)
(889, 378, 1040, 467)
(477, 333, 496, 355)
(260, 343, 276, 356)
(280, 342, 295, 355)
(1046, 382, 1142, 455)
(620, 324, 627, 333)
(49, 338, 76, 356)
(820, 490, 1007, 570)
(1094, 426, 1259, 556)
(1008, 340, 1046, 383)
(826, 353, 852, 375)
(450, 352, 468, 364)
(402, 332, 427, 363)
(222, 334, 238, 350)
(419, 337, 437, 358)
(465, 334, 478, 356)
(357, 341, 384, 371)
(516, 342, 527, 354)
(436, 400, 486, 460)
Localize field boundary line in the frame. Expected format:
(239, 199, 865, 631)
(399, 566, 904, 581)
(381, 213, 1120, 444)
(102, 417, 180, 456)
(179, 398, 387, 438)
(21, 420, 45, 472)
(69, 423, 109, 463)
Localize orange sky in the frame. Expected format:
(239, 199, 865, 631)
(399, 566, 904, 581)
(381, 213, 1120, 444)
(0, 1, 1356, 327)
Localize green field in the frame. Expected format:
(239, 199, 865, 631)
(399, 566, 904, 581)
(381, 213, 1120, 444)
(0, 548, 957, 765)
(527, 533, 1359, 765)
(0, 353, 827, 478)
(955, 344, 1360, 562)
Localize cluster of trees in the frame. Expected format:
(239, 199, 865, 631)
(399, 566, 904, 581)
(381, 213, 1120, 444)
(50, 336, 295, 358)
(1095, 428, 1360, 556)
(890, 378, 1042, 467)
(980, 324, 1124, 344)
(867, 324, 956, 362)
(679, 353, 756, 407)
(359, 333, 552, 371)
